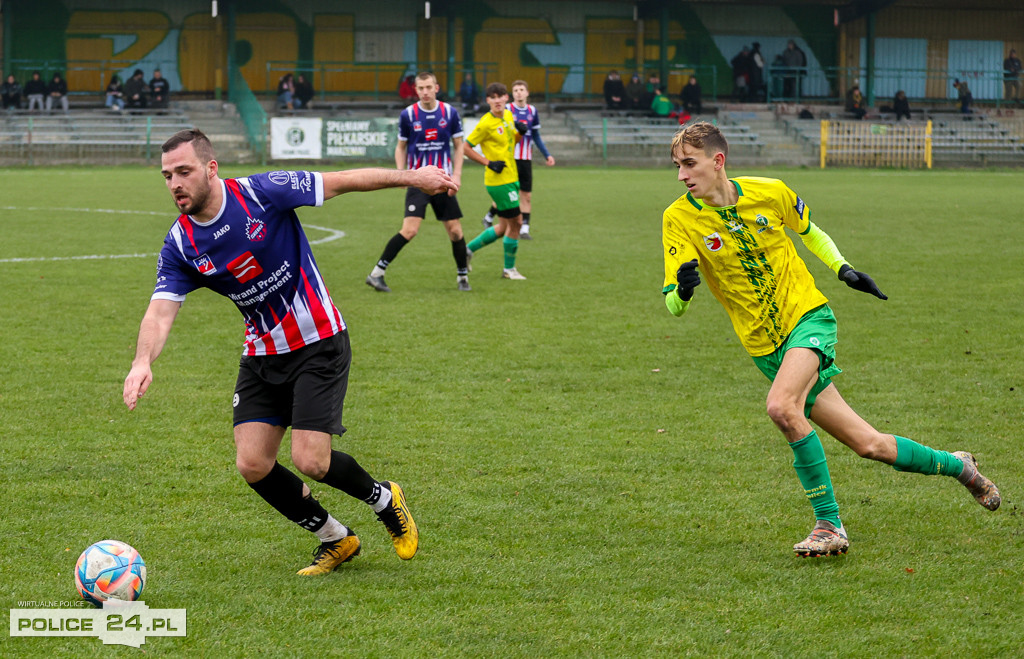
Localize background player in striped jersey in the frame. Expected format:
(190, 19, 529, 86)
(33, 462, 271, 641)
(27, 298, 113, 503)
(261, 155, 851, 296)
(463, 82, 528, 280)
(481, 80, 555, 239)
(366, 71, 470, 292)
(123, 129, 456, 574)
(661, 122, 1000, 558)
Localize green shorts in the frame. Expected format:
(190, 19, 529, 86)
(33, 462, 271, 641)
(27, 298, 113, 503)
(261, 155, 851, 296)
(751, 304, 842, 418)
(486, 182, 521, 212)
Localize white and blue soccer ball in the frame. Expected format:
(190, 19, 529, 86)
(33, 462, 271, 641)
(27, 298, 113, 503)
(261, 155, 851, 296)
(74, 540, 146, 605)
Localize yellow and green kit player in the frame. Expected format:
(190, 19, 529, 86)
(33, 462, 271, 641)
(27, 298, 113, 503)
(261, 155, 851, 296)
(661, 122, 1000, 558)
(463, 82, 528, 280)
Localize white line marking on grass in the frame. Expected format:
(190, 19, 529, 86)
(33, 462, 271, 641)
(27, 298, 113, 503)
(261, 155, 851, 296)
(0, 207, 346, 262)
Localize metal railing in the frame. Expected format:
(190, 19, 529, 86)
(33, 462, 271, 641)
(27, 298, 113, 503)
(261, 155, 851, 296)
(541, 63, 720, 104)
(3, 58, 175, 97)
(263, 61, 498, 101)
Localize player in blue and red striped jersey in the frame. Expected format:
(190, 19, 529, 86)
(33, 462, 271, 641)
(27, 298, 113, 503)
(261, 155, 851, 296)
(366, 71, 470, 292)
(123, 129, 456, 574)
(481, 80, 555, 239)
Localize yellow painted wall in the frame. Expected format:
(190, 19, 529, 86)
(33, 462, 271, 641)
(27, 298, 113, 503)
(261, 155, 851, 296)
(65, 11, 169, 92)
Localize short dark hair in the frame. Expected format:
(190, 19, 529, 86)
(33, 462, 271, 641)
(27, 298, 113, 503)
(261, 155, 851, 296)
(485, 82, 508, 98)
(162, 129, 215, 163)
(671, 121, 729, 160)
(415, 71, 437, 84)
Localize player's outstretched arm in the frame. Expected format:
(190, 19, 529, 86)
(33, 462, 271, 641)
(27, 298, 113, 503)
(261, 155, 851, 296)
(123, 299, 181, 410)
(321, 167, 457, 199)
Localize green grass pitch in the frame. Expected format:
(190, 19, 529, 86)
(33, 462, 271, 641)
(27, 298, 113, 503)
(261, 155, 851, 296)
(1, 163, 1022, 657)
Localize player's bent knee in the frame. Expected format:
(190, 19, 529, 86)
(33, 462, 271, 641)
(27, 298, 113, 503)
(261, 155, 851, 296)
(291, 452, 329, 480)
(236, 456, 274, 483)
(765, 398, 802, 432)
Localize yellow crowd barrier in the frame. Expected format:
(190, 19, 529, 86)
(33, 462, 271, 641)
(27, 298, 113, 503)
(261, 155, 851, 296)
(820, 120, 932, 169)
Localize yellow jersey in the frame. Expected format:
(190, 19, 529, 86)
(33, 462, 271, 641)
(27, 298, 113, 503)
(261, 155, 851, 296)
(662, 176, 828, 357)
(466, 109, 518, 186)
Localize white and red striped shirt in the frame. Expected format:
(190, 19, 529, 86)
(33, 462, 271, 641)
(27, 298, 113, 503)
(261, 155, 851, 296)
(153, 171, 345, 356)
(398, 101, 464, 173)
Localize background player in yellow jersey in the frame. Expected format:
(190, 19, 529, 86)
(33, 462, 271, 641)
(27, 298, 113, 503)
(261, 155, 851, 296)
(661, 122, 1000, 558)
(463, 82, 528, 280)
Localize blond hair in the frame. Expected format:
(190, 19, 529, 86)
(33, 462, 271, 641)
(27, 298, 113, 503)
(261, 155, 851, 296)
(671, 121, 729, 160)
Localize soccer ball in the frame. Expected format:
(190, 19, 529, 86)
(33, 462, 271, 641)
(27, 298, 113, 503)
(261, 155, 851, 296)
(74, 540, 146, 605)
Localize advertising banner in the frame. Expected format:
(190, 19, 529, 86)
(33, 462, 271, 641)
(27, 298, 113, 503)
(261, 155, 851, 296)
(270, 117, 324, 159)
(323, 118, 398, 159)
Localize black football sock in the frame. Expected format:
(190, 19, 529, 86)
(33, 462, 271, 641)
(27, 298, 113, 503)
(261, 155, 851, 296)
(522, 211, 531, 228)
(247, 462, 329, 532)
(452, 237, 468, 275)
(316, 450, 378, 503)
(376, 233, 410, 270)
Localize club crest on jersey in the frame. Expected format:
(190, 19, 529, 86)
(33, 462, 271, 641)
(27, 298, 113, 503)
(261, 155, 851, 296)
(245, 217, 266, 241)
(227, 251, 263, 284)
(703, 232, 723, 252)
(193, 254, 216, 274)
(756, 214, 769, 226)
(438, 117, 448, 128)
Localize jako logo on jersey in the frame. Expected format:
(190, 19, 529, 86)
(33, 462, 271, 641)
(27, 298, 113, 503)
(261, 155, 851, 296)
(193, 254, 217, 274)
(269, 171, 290, 185)
(425, 128, 438, 141)
(213, 224, 231, 240)
(795, 197, 805, 218)
(245, 217, 266, 241)
(227, 252, 264, 283)
(703, 233, 723, 252)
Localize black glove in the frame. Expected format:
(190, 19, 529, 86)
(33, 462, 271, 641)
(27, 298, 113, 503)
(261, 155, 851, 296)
(838, 264, 887, 300)
(486, 160, 506, 173)
(514, 121, 529, 135)
(676, 259, 700, 301)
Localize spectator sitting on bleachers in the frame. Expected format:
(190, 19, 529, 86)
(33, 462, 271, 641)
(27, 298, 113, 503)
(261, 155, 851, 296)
(643, 72, 660, 109)
(124, 69, 149, 109)
(276, 73, 294, 110)
(104, 74, 125, 112)
(399, 75, 417, 103)
(458, 72, 480, 115)
(845, 83, 866, 120)
(893, 90, 911, 121)
(294, 74, 314, 109)
(603, 70, 627, 110)
(650, 87, 674, 117)
(149, 69, 170, 109)
(2, 74, 22, 110)
(626, 73, 645, 110)
(24, 71, 46, 112)
(46, 72, 69, 113)
(680, 75, 702, 115)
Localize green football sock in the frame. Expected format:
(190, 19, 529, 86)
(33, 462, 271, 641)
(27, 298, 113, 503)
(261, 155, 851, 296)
(502, 236, 518, 269)
(790, 430, 841, 527)
(891, 436, 963, 476)
(468, 227, 498, 252)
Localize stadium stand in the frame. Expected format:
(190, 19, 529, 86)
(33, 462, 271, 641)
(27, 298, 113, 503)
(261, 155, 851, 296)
(563, 111, 765, 157)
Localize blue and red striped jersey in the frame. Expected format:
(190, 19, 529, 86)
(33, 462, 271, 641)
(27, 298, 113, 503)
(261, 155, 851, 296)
(152, 170, 345, 356)
(509, 102, 542, 161)
(398, 101, 464, 173)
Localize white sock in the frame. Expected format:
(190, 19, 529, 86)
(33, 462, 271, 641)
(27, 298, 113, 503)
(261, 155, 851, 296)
(371, 485, 393, 513)
(370, 265, 386, 278)
(315, 515, 348, 543)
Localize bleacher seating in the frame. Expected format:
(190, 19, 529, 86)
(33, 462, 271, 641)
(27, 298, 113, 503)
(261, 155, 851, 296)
(563, 112, 764, 155)
(0, 109, 193, 163)
(780, 114, 1024, 164)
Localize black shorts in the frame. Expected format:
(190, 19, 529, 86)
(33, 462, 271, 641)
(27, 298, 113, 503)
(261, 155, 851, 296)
(233, 331, 350, 436)
(515, 159, 533, 192)
(404, 187, 462, 221)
